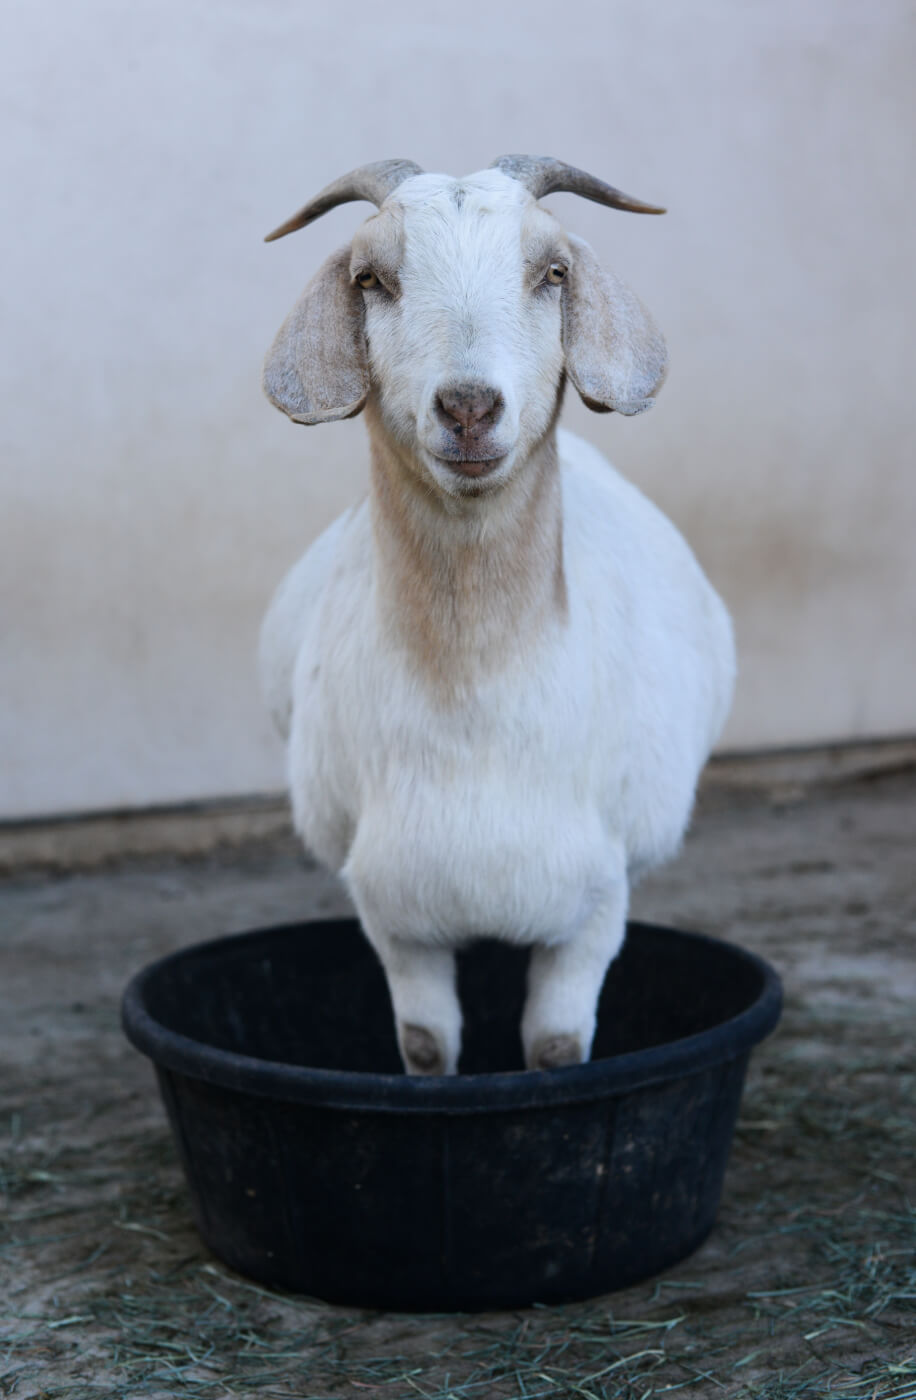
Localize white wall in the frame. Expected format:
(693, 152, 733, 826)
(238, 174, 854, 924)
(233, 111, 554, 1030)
(1, 0, 914, 819)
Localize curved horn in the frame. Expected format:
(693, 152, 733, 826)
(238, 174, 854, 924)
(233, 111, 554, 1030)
(264, 159, 425, 243)
(490, 155, 665, 215)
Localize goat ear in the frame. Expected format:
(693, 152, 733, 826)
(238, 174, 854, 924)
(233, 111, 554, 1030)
(562, 233, 667, 416)
(263, 246, 369, 424)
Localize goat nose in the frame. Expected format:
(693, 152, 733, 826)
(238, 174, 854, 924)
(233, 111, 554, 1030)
(435, 381, 504, 433)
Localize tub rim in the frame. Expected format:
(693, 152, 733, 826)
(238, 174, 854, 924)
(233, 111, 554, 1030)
(121, 918, 782, 1115)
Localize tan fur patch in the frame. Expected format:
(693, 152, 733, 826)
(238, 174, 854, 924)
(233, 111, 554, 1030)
(367, 402, 568, 704)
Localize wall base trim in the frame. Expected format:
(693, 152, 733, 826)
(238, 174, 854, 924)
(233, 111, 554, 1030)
(2, 737, 914, 876)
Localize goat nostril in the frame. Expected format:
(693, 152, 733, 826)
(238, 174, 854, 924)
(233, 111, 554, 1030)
(435, 382, 504, 432)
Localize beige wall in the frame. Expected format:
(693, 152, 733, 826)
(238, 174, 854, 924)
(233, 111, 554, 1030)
(1, 0, 914, 819)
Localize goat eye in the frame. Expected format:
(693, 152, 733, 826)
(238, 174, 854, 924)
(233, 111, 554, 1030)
(355, 269, 380, 290)
(545, 262, 568, 285)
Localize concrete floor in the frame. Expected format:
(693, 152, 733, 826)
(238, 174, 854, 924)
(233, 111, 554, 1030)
(1, 748, 914, 1398)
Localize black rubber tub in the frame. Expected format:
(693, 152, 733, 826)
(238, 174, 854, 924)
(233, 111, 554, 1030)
(122, 918, 781, 1311)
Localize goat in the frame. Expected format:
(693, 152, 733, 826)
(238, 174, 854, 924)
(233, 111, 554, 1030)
(259, 157, 735, 1076)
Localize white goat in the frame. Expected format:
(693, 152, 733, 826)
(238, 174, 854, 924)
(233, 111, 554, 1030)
(259, 157, 735, 1077)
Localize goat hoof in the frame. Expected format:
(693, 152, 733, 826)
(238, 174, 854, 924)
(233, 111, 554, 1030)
(530, 1033, 584, 1071)
(401, 1023, 445, 1075)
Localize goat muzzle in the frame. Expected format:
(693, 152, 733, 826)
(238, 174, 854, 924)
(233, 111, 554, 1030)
(431, 382, 507, 477)
(435, 383, 505, 434)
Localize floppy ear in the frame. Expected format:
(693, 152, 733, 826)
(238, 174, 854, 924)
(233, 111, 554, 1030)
(263, 245, 369, 424)
(562, 233, 667, 416)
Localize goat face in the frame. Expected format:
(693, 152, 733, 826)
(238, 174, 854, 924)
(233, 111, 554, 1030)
(353, 171, 568, 497)
(264, 164, 667, 499)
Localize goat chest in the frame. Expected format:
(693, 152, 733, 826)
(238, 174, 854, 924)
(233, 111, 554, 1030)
(275, 437, 733, 945)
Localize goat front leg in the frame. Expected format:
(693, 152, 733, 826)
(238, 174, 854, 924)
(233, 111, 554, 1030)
(371, 934, 462, 1076)
(522, 877, 628, 1071)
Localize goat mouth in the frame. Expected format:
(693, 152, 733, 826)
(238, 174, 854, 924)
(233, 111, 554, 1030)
(434, 455, 507, 479)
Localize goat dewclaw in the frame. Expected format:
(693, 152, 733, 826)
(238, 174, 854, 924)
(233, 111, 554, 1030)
(123, 156, 782, 1309)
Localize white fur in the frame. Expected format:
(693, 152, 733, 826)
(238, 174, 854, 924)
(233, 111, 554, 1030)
(260, 168, 735, 1075)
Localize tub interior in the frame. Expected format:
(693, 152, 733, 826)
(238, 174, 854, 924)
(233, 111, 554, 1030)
(141, 920, 764, 1076)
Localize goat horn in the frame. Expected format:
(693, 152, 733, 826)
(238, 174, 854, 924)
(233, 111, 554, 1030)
(490, 155, 665, 216)
(264, 159, 425, 243)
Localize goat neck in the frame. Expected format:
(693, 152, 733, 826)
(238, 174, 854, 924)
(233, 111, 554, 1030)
(366, 405, 568, 699)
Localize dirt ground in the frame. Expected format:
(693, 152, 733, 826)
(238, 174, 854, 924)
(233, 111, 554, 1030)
(1, 753, 914, 1399)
